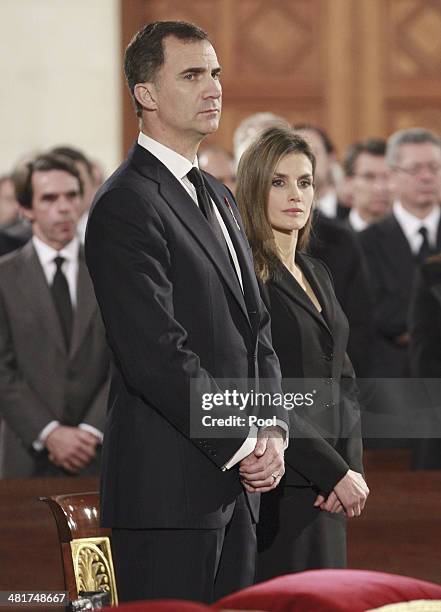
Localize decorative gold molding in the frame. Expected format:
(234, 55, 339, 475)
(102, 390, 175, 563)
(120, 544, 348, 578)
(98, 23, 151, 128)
(70, 537, 118, 605)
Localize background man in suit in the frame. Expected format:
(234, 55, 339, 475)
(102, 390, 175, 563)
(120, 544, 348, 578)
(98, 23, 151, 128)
(343, 138, 391, 232)
(0, 153, 109, 477)
(85, 21, 286, 603)
(359, 128, 441, 450)
(360, 128, 441, 378)
(0, 174, 31, 255)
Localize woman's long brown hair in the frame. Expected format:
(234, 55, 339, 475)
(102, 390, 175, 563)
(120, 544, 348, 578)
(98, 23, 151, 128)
(236, 126, 316, 282)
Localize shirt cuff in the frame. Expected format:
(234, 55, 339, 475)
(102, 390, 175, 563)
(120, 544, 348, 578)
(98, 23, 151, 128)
(32, 421, 60, 451)
(222, 425, 258, 471)
(79, 423, 104, 443)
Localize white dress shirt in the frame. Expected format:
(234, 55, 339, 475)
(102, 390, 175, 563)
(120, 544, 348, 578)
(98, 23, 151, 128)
(33, 234, 80, 306)
(31, 235, 103, 450)
(348, 209, 369, 232)
(137, 133, 287, 469)
(393, 201, 440, 254)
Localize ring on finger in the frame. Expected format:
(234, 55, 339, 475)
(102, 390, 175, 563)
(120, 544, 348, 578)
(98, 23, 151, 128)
(271, 472, 279, 484)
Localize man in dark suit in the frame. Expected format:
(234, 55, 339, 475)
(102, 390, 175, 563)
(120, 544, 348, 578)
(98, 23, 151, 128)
(0, 153, 109, 477)
(359, 128, 441, 449)
(360, 128, 441, 377)
(85, 21, 286, 604)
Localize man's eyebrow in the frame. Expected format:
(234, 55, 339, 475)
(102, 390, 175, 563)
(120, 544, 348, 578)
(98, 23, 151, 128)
(178, 65, 222, 75)
(178, 66, 206, 75)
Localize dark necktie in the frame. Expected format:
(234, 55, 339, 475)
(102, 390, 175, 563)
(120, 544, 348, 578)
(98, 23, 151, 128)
(51, 256, 73, 349)
(186, 167, 227, 248)
(417, 226, 431, 263)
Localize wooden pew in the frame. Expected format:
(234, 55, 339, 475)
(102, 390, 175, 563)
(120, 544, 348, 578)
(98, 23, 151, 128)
(0, 476, 98, 611)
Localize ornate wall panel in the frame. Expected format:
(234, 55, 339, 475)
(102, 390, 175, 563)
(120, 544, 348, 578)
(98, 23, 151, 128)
(121, 0, 441, 161)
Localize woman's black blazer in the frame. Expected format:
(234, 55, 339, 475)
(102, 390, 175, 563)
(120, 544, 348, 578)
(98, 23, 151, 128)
(262, 252, 363, 493)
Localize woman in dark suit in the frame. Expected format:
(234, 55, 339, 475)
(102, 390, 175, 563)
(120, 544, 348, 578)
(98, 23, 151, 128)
(236, 127, 369, 579)
(409, 253, 441, 468)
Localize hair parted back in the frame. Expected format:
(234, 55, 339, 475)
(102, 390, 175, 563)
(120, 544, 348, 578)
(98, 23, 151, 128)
(13, 153, 83, 209)
(124, 21, 209, 117)
(236, 126, 316, 282)
(50, 145, 94, 177)
(343, 138, 386, 176)
(386, 127, 441, 167)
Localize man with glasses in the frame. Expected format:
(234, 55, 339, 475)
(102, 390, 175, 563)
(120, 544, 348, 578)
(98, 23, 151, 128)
(343, 138, 391, 232)
(359, 128, 441, 450)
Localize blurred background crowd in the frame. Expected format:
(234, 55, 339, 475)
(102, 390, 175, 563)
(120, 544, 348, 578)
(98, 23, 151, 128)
(1, 0, 441, 479)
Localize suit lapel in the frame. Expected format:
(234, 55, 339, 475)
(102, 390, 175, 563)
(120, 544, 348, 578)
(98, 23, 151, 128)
(69, 249, 96, 358)
(297, 252, 335, 335)
(16, 242, 66, 354)
(381, 215, 415, 275)
(131, 145, 251, 328)
(273, 255, 332, 338)
(204, 175, 260, 335)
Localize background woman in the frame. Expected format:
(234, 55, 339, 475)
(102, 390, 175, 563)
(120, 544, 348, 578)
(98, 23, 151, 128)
(236, 127, 369, 579)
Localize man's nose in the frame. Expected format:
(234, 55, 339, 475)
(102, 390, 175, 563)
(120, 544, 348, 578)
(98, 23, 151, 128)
(57, 196, 75, 211)
(205, 77, 221, 98)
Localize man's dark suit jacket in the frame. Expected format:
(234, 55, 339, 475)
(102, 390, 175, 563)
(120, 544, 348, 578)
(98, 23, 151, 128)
(262, 254, 363, 493)
(360, 214, 441, 377)
(85, 143, 285, 530)
(309, 212, 373, 377)
(0, 242, 110, 477)
(409, 256, 441, 468)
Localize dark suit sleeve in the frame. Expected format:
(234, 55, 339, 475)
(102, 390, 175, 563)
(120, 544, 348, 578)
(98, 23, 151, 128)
(360, 229, 407, 340)
(339, 353, 364, 475)
(319, 259, 364, 476)
(409, 267, 441, 378)
(85, 188, 247, 467)
(0, 287, 56, 446)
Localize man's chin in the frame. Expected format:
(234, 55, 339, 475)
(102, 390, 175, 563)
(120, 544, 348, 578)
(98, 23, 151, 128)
(199, 116, 221, 134)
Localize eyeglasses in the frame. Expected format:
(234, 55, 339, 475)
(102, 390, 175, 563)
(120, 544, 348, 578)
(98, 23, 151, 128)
(392, 163, 441, 176)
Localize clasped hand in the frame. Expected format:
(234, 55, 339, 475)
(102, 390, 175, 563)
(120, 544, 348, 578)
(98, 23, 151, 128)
(313, 469, 369, 518)
(239, 426, 285, 493)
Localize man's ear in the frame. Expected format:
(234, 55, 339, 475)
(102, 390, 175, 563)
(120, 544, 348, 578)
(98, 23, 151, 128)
(134, 82, 157, 112)
(19, 205, 34, 223)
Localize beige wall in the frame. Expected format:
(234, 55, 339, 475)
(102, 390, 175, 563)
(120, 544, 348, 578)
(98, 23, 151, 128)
(0, 0, 121, 177)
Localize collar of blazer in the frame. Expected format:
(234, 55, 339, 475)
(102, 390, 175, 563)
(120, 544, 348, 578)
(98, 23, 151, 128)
(130, 143, 260, 334)
(15, 241, 96, 357)
(271, 252, 334, 338)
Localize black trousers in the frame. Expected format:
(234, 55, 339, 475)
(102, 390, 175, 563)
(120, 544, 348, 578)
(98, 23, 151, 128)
(112, 492, 256, 604)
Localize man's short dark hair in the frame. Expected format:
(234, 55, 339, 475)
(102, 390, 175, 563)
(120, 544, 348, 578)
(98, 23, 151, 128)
(343, 138, 387, 176)
(13, 153, 83, 209)
(124, 20, 209, 117)
(50, 145, 94, 178)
